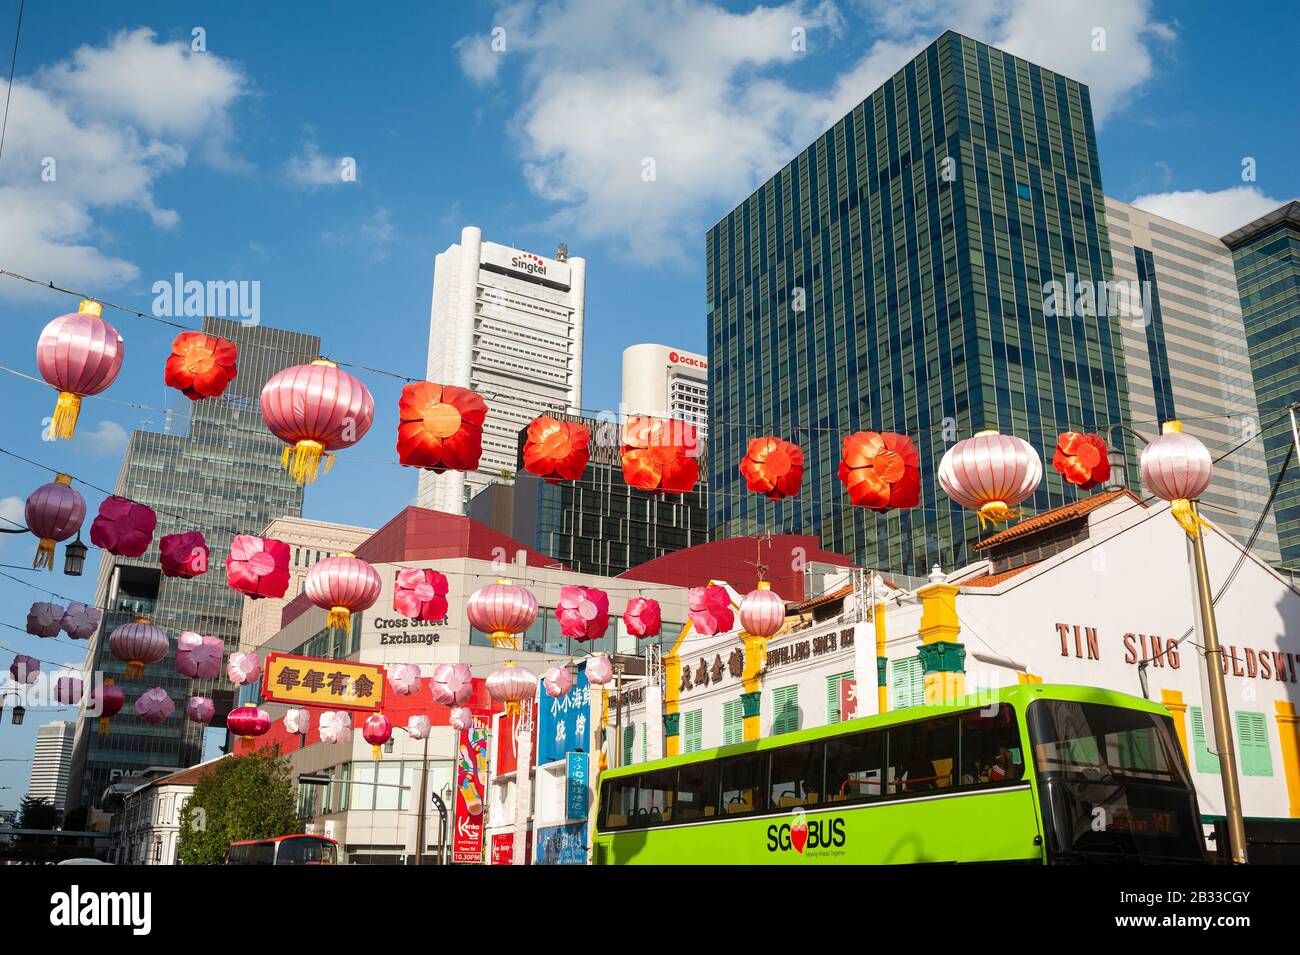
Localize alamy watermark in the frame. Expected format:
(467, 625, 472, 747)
(1043, 272, 1150, 327)
(152, 272, 260, 326)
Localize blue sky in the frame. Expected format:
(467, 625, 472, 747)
(0, 0, 1297, 804)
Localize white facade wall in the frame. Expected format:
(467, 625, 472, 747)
(420, 227, 586, 514)
(621, 343, 709, 439)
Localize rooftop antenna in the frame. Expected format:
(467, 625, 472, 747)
(556, 242, 569, 262)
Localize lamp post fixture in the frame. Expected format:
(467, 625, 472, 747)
(63, 534, 87, 576)
(387, 722, 433, 866)
(0, 692, 25, 726)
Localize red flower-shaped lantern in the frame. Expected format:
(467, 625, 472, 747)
(838, 431, 921, 510)
(89, 496, 156, 558)
(226, 535, 290, 599)
(36, 300, 124, 440)
(25, 473, 85, 569)
(134, 687, 175, 726)
(621, 416, 699, 493)
(688, 584, 734, 636)
(1053, 432, 1110, 490)
(160, 531, 209, 578)
(938, 429, 1043, 528)
(396, 382, 487, 472)
(740, 436, 804, 499)
(522, 415, 590, 483)
(164, 331, 238, 400)
(108, 617, 169, 680)
(393, 567, 449, 622)
(466, 579, 538, 649)
(91, 678, 125, 735)
(60, 602, 100, 639)
(739, 581, 785, 639)
(261, 359, 375, 484)
(363, 712, 393, 760)
(175, 631, 224, 679)
(227, 704, 271, 751)
(623, 596, 662, 639)
(554, 586, 610, 642)
(305, 553, 382, 634)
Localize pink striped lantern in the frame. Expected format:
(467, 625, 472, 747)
(36, 300, 124, 440)
(134, 687, 175, 726)
(486, 663, 538, 717)
(430, 662, 472, 706)
(739, 582, 786, 639)
(363, 713, 393, 760)
(466, 578, 538, 649)
(227, 704, 271, 752)
(623, 596, 662, 639)
(1140, 420, 1215, 538)
(186, 696, 215, 725)
(25, 473, 85, 570)
(938, 429, 1043, 528)
(54, 676, 84, 705)
(260, 359, 375, 484)
(554, 585, 610, 643)
(305, 552, 382, 634)
(108, 617, 168, 680)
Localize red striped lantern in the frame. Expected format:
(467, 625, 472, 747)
(740, 436, 803, 499)
(1053, 432, 1110, 489)
(1140, 420, 1214, 538)
(36, 300, 124, 439)
(363, 712, 393, 760)
(227, 704, 271, 751)
(108, 617, 169, 680)
(92, 678, 125, 735)
(522, 415, 590, 483)
(838, 431, 921, 510)
(739, 581, 785, 639)
(55, 676, 84, 705)
(938, 430, 1042, 528)
(487, 663, 538, 717)
(164, 331, 238, 400)
(466, 579, 538, 649)
(305, 553, 382, 634)
(261, 359, 375, 484)
(396, 382, 487, 472)
(25, 474, 85, 570)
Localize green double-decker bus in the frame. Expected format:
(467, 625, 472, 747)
(593, 684, 1208, 864)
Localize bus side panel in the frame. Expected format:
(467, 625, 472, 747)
(596, 788, 1044, 864)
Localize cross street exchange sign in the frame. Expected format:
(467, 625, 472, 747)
(261, 652, 387, 712)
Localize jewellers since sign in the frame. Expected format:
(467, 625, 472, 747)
(370, 615, 444, 647)
(678, 627, 857, 695)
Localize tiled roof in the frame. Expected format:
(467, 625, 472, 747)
(958, 563, 1038, 588)
(789, 584, 852, 613)
(972, 488, 1142, 551)
(151, 756, 231, 789)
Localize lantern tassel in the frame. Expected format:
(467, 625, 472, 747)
(372, 745, 382, 761)
(490, 631, 519, 650)
(239, 736, 254, 753)
(326, 606, 352, 633)
(123, 659, 144, 681)
(600, 688, 609, 728)
(282, 440, 334, 485)
(97, 717, 111, 736)
(505, 700, 521, 718)
(1170, 498, 1209, 539)
(50, 391, 82, 440)
(977, 501, 1019, 528)
(33, 537, 56, 570)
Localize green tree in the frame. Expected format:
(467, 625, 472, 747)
(17, 795, 59, 835)
(177, 748, 299, 865)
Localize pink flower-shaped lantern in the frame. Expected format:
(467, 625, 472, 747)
(554, 586, 610, 642)
(226, 535, 290, 599)
(89, 496, 156, 558)
(393, 567, 449, 622)
(134, 687, 175, 726)
(175, 631, 224, 679)
(160, 531, 209, 578)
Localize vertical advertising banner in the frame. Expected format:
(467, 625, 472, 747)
(535, 822, 588, 865)
(566, 751, 589, 820)
(490, 831, 532, 865)
(538, 667, 591, 764)
(841, 679, 858, 721)
(453, 718, 489, 864)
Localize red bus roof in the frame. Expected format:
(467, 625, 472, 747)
(229, 834, 338, 846)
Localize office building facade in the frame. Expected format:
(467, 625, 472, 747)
(707, 31, 1136, 577)
(67, 319, 318, 809)
(27, 721, 74, 813)
(418, 227, 586, 515)
(1105, 197, 1280, 560)
(622, 344, 709, 439)
(1223, 202, 1300, 569)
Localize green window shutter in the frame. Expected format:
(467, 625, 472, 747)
(642, 724, 648, 762)
(623, 725, 635, 766)
(772, 685, 800, 735)
(826, 671, 854, 724)
(890, 657, 924, 710)
(1235, 711, 1273, 777)
(1189, 707, 1219, 774)
(722, 700, 744, 746)
(683, 710, 702, 754)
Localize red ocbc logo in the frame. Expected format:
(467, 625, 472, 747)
(510, 252, 547, 276)
(766, 808, 846, 855)
(668, 351, 707, 369)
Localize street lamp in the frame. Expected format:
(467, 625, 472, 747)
(0, 692, 25, 725)
(63, 534, 87, 576)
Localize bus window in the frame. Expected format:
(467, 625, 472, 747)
(720, 753, 767, 816)
(635, 769, 675, 826)
(601, 778, 637, 830)
(889, 717, 957, 794)
(676, 761, 719, 820)
(959, 704, 1024, 786)
(769, 743, 824, 808)
(255, 841, 275, 865)
(825, 730, 883, 803)
(278, 836, 336, 865)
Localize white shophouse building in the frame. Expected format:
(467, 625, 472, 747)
(419, 226, 586, 514)
(612, 490, 1300, 838)
(108, 756, 228, 865)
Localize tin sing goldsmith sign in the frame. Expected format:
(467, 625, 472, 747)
(261, 653, 387, 712)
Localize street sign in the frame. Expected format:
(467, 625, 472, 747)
(261, 653, 387, 711)
(566, 752, 589, 820)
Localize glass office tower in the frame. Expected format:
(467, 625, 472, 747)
(707, 31, 1135, 575)
(1223, 201, 1300, 569)
(68, 319, 318, 809)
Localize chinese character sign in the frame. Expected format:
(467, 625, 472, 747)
(841, 679, 858, 721)
(566, 752, 589, 820)
(537, 667, 590, 764)
(453, 718, 489, 864)
(535, 822, 587, 865)
(261, 653, 386, 712)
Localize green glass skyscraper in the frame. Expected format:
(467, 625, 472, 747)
(707, 31, 1135, 575)
(1223, 201, 1300, 569)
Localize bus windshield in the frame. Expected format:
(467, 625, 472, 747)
(1027, 700, 1205, 863)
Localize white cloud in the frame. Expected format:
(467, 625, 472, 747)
(458, 0, 1175, 263)
(0, 29, 248, 300)
(285, 131, 354, 188)
(322, 207, 395, 261)
(73, 419, 130, 456)
(1130, 186, 1288, 238)
(0, 496, 23, 530)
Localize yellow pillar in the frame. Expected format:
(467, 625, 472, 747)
(916, 583, 965, 706)
(1017, 672, 1043, 685)
(1274, 701, 1300, 818)
(741, 633, 767, 741)
(874, 601, 888, 714)
(916, 583, 961, 645)
(1160, 689, 1190, 764)
(662, 621, 692, 757)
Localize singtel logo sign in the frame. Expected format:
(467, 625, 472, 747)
(510, 252, 547, 277)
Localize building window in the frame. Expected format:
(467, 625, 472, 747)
(682, 710, 702, 754)
(1235, 711, 1273, 777)
(722, 699, 744, 746)
(771, 685, 800, 736)
(622, 725, 635, 766)
(1189, 707, 1220, 774)
(890, 657, 925, 710)
(826, 671, 854, 724)
(153, 839, 162, 863)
